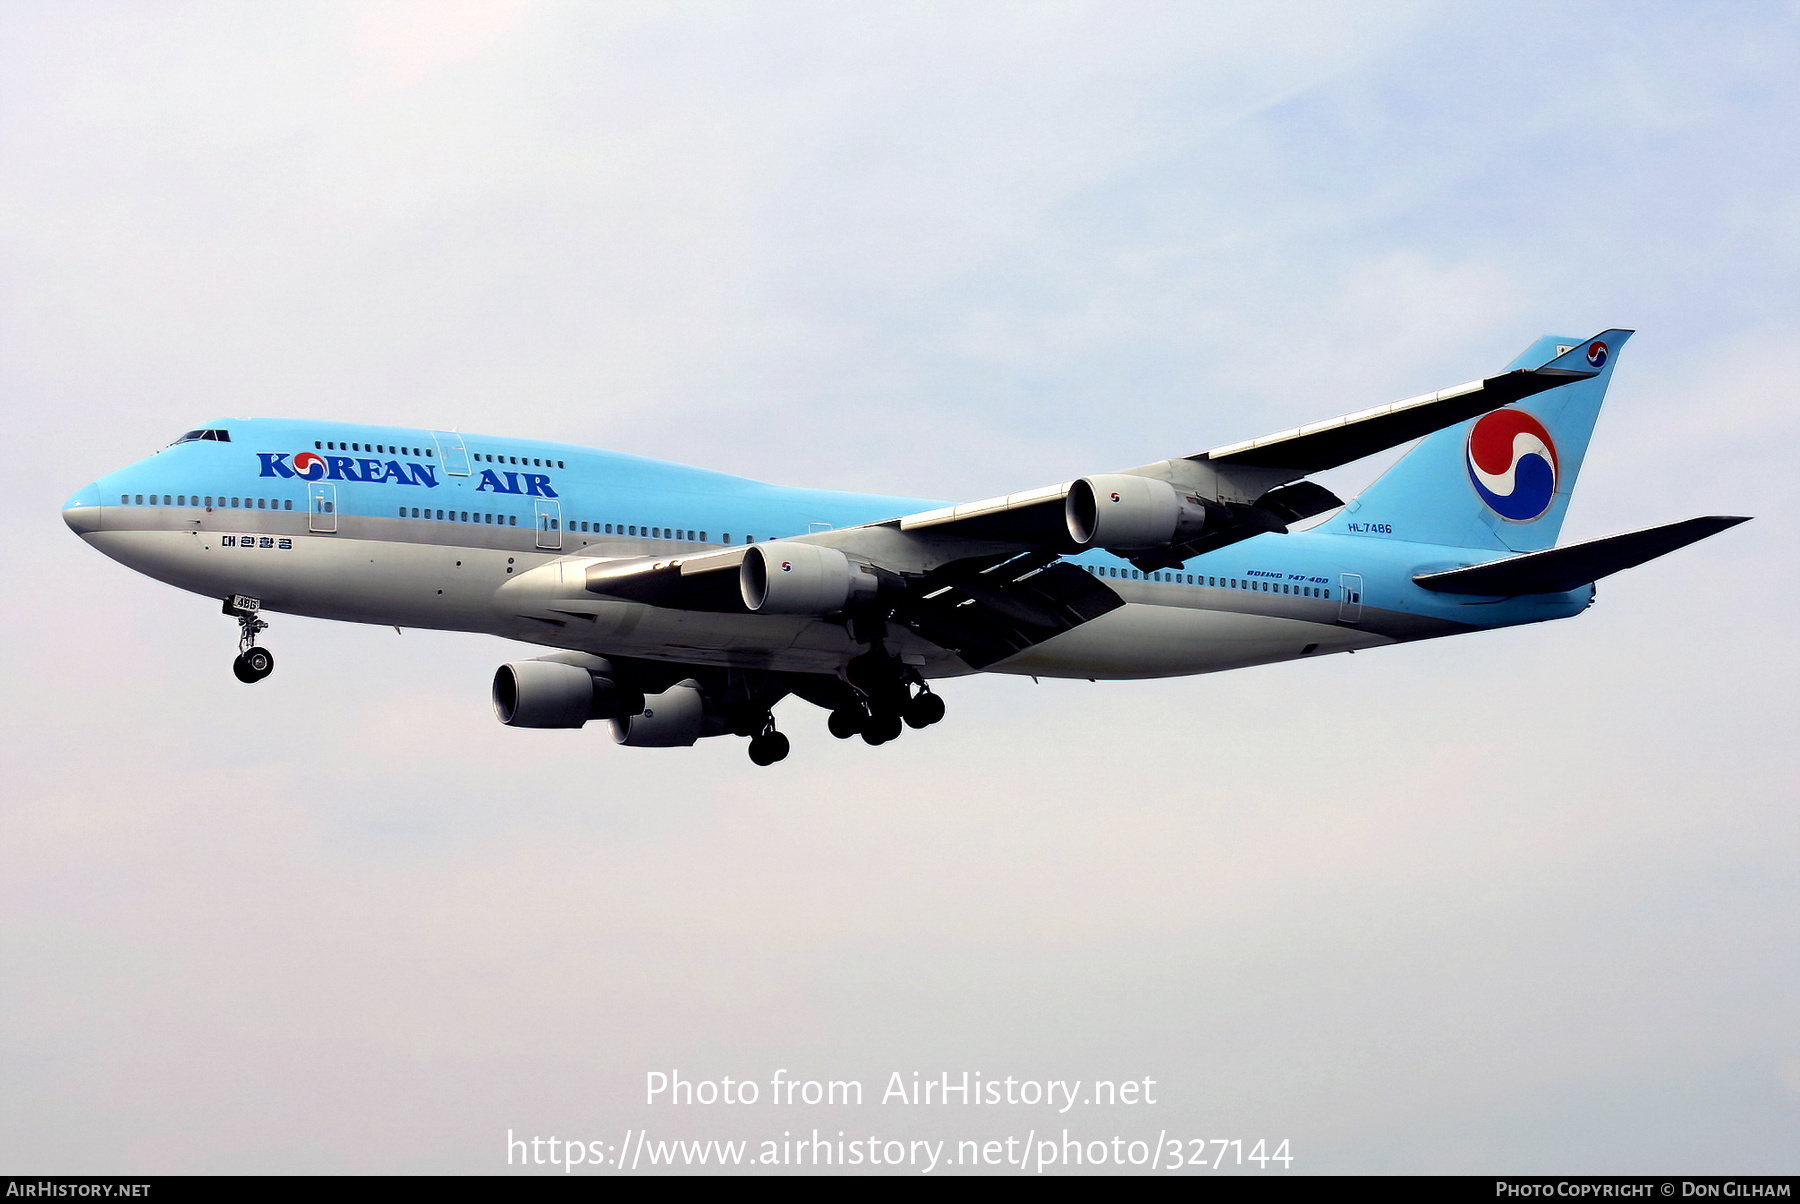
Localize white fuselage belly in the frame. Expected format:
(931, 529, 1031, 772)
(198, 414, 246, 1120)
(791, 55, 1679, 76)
(992, 604, 1390, 679)
(90, 527, 1391, 681)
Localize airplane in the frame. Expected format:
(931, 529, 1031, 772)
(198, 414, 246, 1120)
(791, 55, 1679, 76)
(62, 329, 1748, 765)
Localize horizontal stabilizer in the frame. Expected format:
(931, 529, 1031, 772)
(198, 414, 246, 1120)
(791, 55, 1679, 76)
(1413, 516, 1750, 595)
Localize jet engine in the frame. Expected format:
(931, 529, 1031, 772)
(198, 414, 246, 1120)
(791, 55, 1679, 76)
(492, 658, 645, 728)
(1065, 474, 1211, 551)
(611, 680, 706, 747)
(739, 542, 897, 615)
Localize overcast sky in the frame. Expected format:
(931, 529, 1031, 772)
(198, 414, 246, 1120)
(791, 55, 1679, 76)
(2, 0, 1796, 1175)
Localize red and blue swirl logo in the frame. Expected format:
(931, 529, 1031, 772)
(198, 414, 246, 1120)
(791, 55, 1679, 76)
(1586, 340, 1608, 367)
(1466, 409, 1559, 522)
(291, 451, 327, 481)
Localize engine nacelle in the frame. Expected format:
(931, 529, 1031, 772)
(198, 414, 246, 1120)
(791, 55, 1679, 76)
(492, 659, 645, 728)
(1066, 474, 1210, 550)
(740, 542, 888, 615)
(611, 680, 706, 747)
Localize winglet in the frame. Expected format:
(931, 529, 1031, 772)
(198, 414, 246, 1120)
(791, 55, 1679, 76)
(1533, 329, 1634, 377)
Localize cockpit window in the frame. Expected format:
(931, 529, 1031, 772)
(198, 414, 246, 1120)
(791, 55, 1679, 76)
(170, 429, 231, 445)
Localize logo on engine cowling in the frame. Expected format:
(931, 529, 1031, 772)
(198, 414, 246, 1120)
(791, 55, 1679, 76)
(1110, 492, 1121, 503)
(781, 561, 793, 572)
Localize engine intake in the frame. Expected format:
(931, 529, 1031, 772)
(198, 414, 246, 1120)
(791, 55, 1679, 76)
(492, 659, 644, 728)
(1066, 474, 1210, 550)
(740, 542, 893, 615)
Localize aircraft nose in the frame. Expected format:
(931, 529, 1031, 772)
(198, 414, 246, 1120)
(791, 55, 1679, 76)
(63, 483, 102, 536)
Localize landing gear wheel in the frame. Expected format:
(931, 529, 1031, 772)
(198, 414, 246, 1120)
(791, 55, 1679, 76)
(748, 731, 790, 766)
(233, 647, 274, 683)
(903, 691, 944, 729)
(827, 709, 862, 740)
(860, 713, 903, 745)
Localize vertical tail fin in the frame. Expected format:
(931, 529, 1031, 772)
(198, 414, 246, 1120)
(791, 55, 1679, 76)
(1320, 330, 1633, 552)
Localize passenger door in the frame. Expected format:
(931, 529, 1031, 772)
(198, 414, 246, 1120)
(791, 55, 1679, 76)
(1338, 573, 1363, 623)
(431, 431, 471, 477)
(309, 484, 338, 533)
(534, 498, 562, 550)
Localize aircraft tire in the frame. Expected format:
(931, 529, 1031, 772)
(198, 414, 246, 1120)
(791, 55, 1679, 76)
(903, 692, 944, 728)
(861, 713, 902, 745)
(748, 732, 790, 766)
(827, 710, 862, 739)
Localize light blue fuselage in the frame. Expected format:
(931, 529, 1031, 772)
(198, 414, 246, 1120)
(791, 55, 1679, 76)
(64, 417, 1591, 682)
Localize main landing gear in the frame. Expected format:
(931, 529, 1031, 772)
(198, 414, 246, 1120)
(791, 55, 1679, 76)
(746, 713, 791, 767)
(224, 594, 274, 684)
(828, 643, 945, 747)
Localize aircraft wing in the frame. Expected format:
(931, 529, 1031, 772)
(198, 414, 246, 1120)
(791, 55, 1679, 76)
(582, 545, 749, 611)
(575, 543, 1123, 670)
(893, 331, 1624, 569)
(1194, 347, 1605, 472)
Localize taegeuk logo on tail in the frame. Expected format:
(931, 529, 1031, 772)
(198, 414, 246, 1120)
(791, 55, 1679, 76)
(1466, 408, 1559, 522)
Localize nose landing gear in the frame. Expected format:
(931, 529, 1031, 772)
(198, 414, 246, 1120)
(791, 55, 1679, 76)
(224, 595, 274, 683)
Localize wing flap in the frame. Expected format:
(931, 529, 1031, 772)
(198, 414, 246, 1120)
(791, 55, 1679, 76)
(894, 552, 1124, 670)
